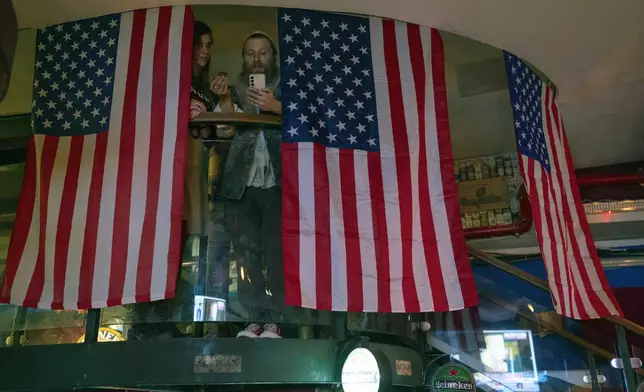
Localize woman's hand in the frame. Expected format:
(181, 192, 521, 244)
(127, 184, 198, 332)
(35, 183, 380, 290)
(210, 74, 231, 99)
(247, 88, 282, 115)
(190, 98, 207, 120)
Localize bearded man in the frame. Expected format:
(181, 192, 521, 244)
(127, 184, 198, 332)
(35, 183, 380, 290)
(216, 31, 285, 338)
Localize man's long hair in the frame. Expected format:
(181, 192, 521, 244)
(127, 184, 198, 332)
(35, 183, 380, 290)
(239, 32, 279, 85)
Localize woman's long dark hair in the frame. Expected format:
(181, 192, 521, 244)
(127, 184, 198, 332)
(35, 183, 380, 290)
(192, 21, 212, 90)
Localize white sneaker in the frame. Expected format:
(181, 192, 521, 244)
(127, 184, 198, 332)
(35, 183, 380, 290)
(259, 323, 282, 338)
(236, 323, 262, 338)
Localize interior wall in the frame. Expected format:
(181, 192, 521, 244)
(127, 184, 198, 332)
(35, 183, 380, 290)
(0, 29, 35, 116)
(442, 32, 516, 160)
(193, 5, 278, 81)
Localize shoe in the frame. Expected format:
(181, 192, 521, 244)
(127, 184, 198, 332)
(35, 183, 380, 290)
(259, 323, 282, 338)
(236, 323, 262, 338)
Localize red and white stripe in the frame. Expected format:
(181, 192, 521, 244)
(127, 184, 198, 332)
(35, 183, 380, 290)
(0, 6, 192, 309)
(283, 20, 477, 313)
(519, 85, 622, 319)
(431, 307, 485, 354)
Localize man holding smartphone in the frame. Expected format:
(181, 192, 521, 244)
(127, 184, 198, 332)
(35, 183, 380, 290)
(216, 31, 285, 338)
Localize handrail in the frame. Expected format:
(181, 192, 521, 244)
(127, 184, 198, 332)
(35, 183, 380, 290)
(468, 244, 644, 337)
(483, 293, 616, 360)
(191, 112, 281, 126)
(468, 245, 549, 291)
(483, 293, 644, 377)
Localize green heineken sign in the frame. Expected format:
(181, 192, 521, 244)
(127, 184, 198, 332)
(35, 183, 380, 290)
(431, 362, 475, 392)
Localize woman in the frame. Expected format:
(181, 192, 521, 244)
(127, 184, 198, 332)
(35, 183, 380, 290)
(185, 21, 235, 237)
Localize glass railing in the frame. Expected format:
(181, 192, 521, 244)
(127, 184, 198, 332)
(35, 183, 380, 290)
(0, 133, 643, 392)
(423, 273, 643, 391)
(2, 221, 644, 391)
(0, 304, 87, 346)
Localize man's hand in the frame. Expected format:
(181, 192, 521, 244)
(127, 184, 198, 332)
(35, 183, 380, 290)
(247, 87, 281, 115)
(190, 98, 207, 120)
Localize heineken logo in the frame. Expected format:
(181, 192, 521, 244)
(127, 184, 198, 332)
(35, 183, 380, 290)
(456, 177, 509, 213)
(459, 186, 503, 209)
(431, 363, 475, 392)
(433, 380, 474, 391)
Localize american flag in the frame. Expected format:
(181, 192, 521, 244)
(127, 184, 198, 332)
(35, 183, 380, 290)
(279, 9, 477, 313)
(0, 7, 193, 309)
(504, 52, 622, 319)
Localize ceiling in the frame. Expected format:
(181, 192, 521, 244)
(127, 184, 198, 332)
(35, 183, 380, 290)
(8, 0, 644, 168)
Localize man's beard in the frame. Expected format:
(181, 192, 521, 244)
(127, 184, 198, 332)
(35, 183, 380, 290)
(240, 61, 277, 84)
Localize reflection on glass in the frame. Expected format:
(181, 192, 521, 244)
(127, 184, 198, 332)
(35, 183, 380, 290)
(0, 305, 88, 346)
(425, 283, 614, 392)
(479, 330, 539, 392)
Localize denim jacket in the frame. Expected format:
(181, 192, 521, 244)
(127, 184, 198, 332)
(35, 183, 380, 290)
(219, 78, 281, 200)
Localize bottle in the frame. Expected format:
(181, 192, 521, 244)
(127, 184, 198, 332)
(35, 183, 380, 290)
(464, 213, 473, 229)
(459, 161, 468, 182)
(472, 211, 481, 228)
(481, 158, 490, 179)
(508, 184, 519, 215)
(466, 160, 475, 181)
(496, 156, 504, 177)
(481, 210, 489, 227)
(488, 210, 497, 226)
(512, 155, 520, 174)
(502, 208, 512, 224)
(495, 209, 504, 225)
(454, 161, 461, 183)
(474, 159, 482, 179)
(504, 155, 513, 176)
(488, 157, 497, 177)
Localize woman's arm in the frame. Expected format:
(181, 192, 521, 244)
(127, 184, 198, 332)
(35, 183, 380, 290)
(189, 98, 213, 139)
(210, 75, 240, 139)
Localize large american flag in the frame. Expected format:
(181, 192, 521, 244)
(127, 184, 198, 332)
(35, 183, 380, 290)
(279, 9, 477, 313)
(0, 7, 193, 309)
(504, 52, 622, 319)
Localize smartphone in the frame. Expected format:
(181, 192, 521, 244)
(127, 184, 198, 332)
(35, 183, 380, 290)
(249, 73, 266, 89)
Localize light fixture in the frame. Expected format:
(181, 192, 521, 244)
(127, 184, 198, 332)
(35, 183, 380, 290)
(341, 348, 381, 392)
(584, 199, 644, 215)
(610, 357, 642, 369)
(583, 374, 607, 384)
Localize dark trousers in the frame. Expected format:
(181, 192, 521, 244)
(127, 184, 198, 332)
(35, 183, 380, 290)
(226, 186, 283, 323)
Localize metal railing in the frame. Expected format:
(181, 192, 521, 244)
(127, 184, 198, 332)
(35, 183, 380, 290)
(469, 244, 644, 391)
(467, 244, 644, 337)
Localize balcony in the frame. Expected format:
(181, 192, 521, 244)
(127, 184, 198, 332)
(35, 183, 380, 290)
(1, 4, 644, 389)
(0, 112, 643, 391)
